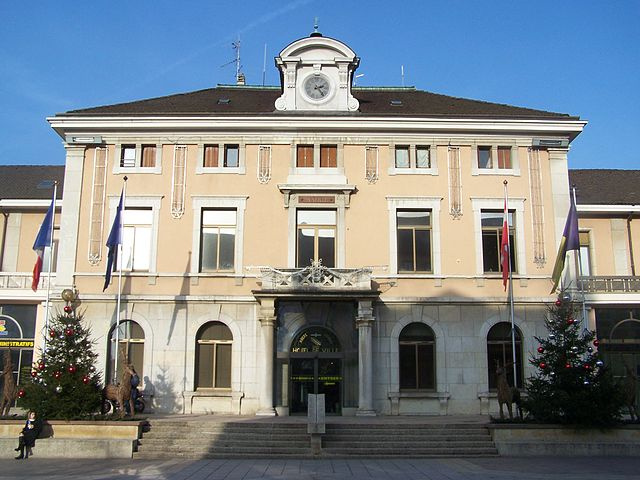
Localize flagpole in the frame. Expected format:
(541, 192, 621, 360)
(504, 180, 517, 385)
(42, 182, 57, 356)
(571, 186, 588, 331)
(113, 177, 127, 384)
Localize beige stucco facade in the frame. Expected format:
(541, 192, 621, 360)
(2, 33, 638, 417)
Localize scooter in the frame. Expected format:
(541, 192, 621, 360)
(102, 388, 146, 415)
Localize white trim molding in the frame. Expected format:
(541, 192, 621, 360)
(386, 196, 443, 275)
(190, 196, 248, 275)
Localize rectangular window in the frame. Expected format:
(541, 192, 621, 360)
(120, 208, 153, 271)
(395, 146, 410, 168)
(416, 146, 431, 168)
(296, 145, 314, 168)
(296, 210, 336, 268)
(481, 210, 516, 273)
(200, 210, 236, 272)
(224, 145, 239, 168)
(320, 145, 337, 168)
(396, 210, 432, 272)
(141, 145, 156, 167)
(497, 146, 512, 169)
(478, 146, 492, 169)
(203, 145, 219, 167)
(579, 231, 591, 276)
(399, 342, 435, 390)
(120, 145, 136, 168)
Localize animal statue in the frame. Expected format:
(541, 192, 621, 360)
(623, 361, 639, 422)
(496, 361, 521, 420)
(0, 350, 17, 416)
(102, 362, 137, 418)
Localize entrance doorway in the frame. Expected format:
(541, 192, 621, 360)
(289, 327, 342, 415)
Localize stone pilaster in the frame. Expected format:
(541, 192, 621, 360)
(57, 145, 86, 289)
(256, 297, 277, 416)
(356, 299, 376, 416)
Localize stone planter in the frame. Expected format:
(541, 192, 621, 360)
(0, 420, 145, 459)
(489, 423, 640, 456)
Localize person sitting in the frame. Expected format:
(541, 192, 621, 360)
(15, 411, 42, 460)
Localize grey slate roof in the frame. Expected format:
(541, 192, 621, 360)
(569, 169, 640, 206)
(61, 86, 577, 120)
(0, 165, 64, 201)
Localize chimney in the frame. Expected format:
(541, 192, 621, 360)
(236, 73, 246, 86)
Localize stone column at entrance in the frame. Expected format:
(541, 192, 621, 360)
(257, 298, 276, 416)
(356, 299, 376, 416)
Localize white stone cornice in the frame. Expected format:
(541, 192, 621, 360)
(0, 200, 63, 208)
(48, 116, 587, 138)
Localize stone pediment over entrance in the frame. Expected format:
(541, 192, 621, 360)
(257, 262, 374, 294)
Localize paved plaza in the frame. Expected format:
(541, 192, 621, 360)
(0, 457, 638, 480)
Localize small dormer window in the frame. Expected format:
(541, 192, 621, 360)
(217, 98, 231, 105)
(390, 100, 403, 107)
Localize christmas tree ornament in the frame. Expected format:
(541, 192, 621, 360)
(55, 385, 62, 393)
(561, 292, 571, 302)
(63, 305, 73, 314)
(583, 380, 590, 385)
(571, 346, 579, 352)
(30, 371, 37, 378)
(549, 333, 556, 339)
(82, 376, 90, 385)
(37, 358, 44, 365)
(37, 362, 45, 371)
(65, 327, 74, 336)
(68, 365, 76, 374)
(89, 365, 96, 373)
(49, 330, 56, 338)
(17, 389, 25, 398)
(537, 346, 544, 353)
(565, 363, 571, 369)
(555, 299, 562, 307)
(587, 347, 593, 353)
(584, 364, 591, 370)
(593, 339, 600, 347)
(539, 362, 547, 369)
(596, 360, 604, 367)
(550, 371, 556, 376)
(53, 371, 62, 379)
(567, 318, 575, 325)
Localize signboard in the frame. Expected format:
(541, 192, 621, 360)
(0, 340, 34, 348)
(298, 195, 335, 204)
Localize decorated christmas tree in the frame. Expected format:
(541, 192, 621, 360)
(19, 294, 102, 420)
(524, 292, 624, 426)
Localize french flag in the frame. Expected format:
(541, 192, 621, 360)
(32, 197, 55, 291)
(500, 198, 510, 291)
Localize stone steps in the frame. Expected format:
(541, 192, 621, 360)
(134, 420, 498, 459)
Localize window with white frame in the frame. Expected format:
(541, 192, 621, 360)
(197, 143, 245, 174)
(120, 145, 136, 168)
(296, 145, 314, 168)
(203, 144, 219, 167)
(390, 144, 437, 174)
(387, 197, 442, 276)
(481, 210, 516, 273)
(579, 231, 592, 276)
(475, 145, 516, 173)
(224, 145, 239, 167)
(115, 143, 162, 174)
(397, 210, 432, 273)
(296, 210, 336, 268)
(120, 208, 152, 271)
(200, 210, 236, 272)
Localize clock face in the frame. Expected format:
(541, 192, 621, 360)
(303, 74, 331, 101)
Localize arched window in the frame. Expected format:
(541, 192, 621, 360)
(399, 323, 435, 390)
(107, 320, 144, 383)
(487, 322, 523, 389)
(195, 322, 232, 389)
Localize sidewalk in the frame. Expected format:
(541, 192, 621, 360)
(1, 457, 638, 479)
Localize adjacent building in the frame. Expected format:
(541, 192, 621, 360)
(1, 33, 637, 415)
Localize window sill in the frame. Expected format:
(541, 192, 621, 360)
(388, 167, 438, 176)
(113, 166, 162, 175)
(472, 168, 520, 176)
(195, 166, 246, 175)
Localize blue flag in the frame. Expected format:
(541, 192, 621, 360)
(550, 194, 580, 293)
(31, 195, 55, 291)
(103, 190, 124, 291)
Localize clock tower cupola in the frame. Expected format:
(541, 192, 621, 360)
(274, 32, 360, 112)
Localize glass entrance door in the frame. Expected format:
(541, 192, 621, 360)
(290, 356, 342, 415)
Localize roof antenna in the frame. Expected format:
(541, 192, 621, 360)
(310, 17, 322, 37)
(221, 37, 244, 85)
(401, 65, 405, 87)
(262, 43, 267, 86)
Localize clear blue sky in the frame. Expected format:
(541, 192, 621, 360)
(1, 1, 638, 169)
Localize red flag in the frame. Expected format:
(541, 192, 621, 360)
(500, 198, 510, 291)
